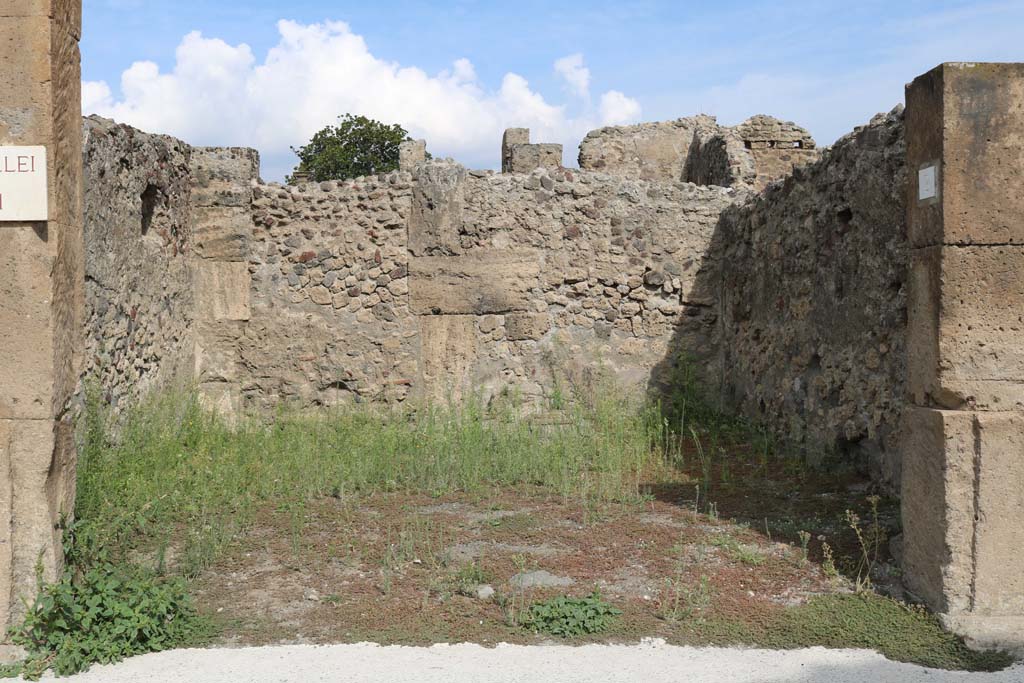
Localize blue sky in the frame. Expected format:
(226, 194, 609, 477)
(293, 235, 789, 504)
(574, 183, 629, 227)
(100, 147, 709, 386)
(82, 0, 1024, 180)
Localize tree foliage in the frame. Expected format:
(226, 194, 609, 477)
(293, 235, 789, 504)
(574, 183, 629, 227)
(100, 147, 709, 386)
(290, 114, 418, 182)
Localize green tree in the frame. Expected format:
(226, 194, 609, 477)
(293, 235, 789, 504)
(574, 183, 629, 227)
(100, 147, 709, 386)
(289, 114, 419, 182)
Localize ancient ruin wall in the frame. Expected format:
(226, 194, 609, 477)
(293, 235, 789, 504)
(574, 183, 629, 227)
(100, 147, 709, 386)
(734, 115, 819, 191)
(580, 115, 820, 194)
(213, 165, 740, 412)
(80, 111, 905, 488)
(241, 173, 417, 409)
(82, 116, 197, 409)
(412, 166, 738, 406)
(713, 108, 907, 483)
(683, 123, 756, 189)
(578, 116, 716, 182)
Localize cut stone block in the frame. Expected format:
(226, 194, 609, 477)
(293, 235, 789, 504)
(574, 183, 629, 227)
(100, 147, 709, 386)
(501, 128, 530, 173)
(418, 315, 477, 403)
(508, 144, 562, 174)
(906, 63, 1024, 247)
(0, 417, 72, 634)
(196, 261, 251, 321)
(191, 147, 260, 186)
(0, 227, 56, 420)
(198, 382, 241, 423)
(900, 408, 976, 613)
(941, 615, 1024, 655)
(193, 321, 242, 383)
(194, 207, 252, 261)
(972, 412, 1024, 616)
(408, 162, 465, 256)
(410, 251, 540, 315)
(505, 313, 551, 341)
(901, 408, 1024, 618)
(907, 246, 1024, 410)
(399, 139, 426, 171)
(191, 181, 252, 208)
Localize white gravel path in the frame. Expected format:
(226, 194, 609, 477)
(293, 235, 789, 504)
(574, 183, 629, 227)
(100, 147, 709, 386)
(31, 640, 1024, 682)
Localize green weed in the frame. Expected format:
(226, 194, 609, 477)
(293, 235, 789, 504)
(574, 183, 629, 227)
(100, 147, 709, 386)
(523, 592, 622, 637)
(0, 560, 211, 679)
(657, 574, 712, 623)
(709, 534, 767, 567)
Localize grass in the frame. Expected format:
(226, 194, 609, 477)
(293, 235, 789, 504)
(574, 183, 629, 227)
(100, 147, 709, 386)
(62, 367, 1017, 674)
(76, 383, 667, 576)
(708, 533, 767, 567)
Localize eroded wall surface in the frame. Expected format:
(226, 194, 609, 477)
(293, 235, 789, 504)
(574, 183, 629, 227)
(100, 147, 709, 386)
(210, 164, 739, 412)
(578, 116, 716, 182)
(82, 116, 196, 408)
(580, 114, 821, 192)
(712, 108, 908, 483)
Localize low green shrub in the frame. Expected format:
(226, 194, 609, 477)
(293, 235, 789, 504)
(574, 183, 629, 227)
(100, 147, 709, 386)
(524, 592, 622, 637)
(0, 562, 212, 679)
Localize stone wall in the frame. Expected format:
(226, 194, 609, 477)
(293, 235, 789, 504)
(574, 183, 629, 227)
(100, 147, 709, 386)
(578, 115, 715, 182)
(190, 146, 261, 416)
(735, 115, 819, 191)
(82, 116, 196, 409)
(79, 110, 901, 481)
(710, 108, 907, 484)
(200, 163, 739, 412)
(240, 171, 416, 409)
(580, 114, 820, 193)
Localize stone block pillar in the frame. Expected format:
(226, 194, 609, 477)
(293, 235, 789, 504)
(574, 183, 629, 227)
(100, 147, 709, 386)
(0, 0, 83, 636)
(190, 147, 259, 419)
(902, 63, 1024, 652)
(501, 128, 530, 173)
(398, 139, 426, 171)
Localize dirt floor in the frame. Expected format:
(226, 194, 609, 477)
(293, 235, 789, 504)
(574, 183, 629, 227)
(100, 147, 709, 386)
(192, 461, 900, 649)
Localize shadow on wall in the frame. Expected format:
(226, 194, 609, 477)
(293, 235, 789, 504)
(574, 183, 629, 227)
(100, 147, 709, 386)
(647, 106, 909, 487)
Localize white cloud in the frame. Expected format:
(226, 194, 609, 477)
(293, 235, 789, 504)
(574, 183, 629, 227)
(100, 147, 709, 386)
(599, 91, 643, 126)
(82, 80, 113, 113)
(83, 21, 643, 180)
(554, 53, 591, 99)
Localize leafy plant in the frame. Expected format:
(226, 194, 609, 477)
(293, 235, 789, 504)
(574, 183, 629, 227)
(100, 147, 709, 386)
(1, 563, 212, 679)
(523, 592, 621, 637)
(289, 114, 423, 182)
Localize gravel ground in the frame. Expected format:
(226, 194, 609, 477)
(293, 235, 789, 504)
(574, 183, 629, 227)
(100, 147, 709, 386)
(31, 641, 1024, 683)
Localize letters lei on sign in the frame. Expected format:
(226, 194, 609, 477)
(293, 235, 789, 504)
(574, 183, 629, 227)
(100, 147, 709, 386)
(0, 146, 48, 222)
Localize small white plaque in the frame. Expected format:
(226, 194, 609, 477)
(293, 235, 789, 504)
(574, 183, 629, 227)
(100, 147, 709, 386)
(918, 165, 937, 201)
(0, 146, 48, 222)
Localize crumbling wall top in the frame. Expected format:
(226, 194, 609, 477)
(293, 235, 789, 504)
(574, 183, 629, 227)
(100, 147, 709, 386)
(735, 115, 817, 149)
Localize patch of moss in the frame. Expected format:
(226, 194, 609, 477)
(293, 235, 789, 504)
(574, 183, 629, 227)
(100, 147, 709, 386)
(695, 594, 1013, 672)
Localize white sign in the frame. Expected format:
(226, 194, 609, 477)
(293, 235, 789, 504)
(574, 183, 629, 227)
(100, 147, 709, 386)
(918, 165, 937, 201)
(0, 146, 48, 222)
